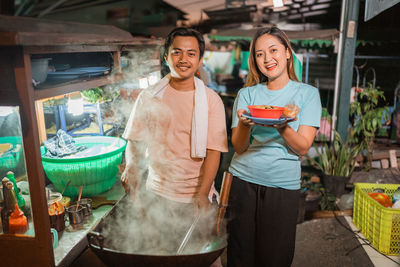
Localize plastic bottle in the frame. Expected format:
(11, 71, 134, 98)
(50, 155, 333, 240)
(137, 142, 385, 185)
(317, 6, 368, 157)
(1, 178, 15, 233)
(6, 171, 25, 209)
(8, 204, 28, 234)
(392, 186, 400, 204)
(5, 182, 27, 234)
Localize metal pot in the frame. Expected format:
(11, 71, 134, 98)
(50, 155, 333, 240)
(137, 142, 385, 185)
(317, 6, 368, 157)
(87, 196, 227, 267)
(88, 231, 225, 267)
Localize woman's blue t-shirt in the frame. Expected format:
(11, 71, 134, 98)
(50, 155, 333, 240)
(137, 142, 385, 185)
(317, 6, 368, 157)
(229, 80, 322, 190)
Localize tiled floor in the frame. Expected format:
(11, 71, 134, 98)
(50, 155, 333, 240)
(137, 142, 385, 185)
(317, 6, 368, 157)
(344, 216, 400, 267)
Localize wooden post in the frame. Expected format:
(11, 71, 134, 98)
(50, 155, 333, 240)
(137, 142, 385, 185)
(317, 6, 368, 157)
(336, 0, 360, 140)
(35, 99, 47, 143)
(113, 50, 122, 74)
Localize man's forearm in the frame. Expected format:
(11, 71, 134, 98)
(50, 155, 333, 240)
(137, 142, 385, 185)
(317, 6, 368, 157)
(124, 140, 145, 175)
(197, 149, 221, 197)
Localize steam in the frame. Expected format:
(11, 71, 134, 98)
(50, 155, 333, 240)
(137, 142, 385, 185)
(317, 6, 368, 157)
(101, 49, 162, 133)
(100, 192, 222, 255)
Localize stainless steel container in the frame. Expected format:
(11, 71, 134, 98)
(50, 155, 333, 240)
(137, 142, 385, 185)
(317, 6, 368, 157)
(66, 204, 84, 229)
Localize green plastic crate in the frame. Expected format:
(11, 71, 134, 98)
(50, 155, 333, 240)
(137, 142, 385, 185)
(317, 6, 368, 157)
(41, 136, 126, 197)
(0, 136, 23, 177)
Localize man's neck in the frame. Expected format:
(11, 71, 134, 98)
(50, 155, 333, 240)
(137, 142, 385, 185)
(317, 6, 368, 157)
(169, 76, 195, 91)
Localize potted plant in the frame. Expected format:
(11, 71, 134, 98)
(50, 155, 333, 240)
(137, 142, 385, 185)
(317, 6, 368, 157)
(308, 129, 363, 197)
(350, 83, 388, 170)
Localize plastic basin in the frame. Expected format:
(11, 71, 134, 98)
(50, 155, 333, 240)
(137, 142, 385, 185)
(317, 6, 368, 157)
(41, 136, 126, 197)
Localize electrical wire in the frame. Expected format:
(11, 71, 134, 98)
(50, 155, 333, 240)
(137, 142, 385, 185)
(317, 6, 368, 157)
(333, 211, 400, 265)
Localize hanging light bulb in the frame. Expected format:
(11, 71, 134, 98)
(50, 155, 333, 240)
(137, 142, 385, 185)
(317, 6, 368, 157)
(148, 73, 160, 86)
(273, 0, 284, 8)
(67, 97, 84, 116)
(139, 77, 149, 89)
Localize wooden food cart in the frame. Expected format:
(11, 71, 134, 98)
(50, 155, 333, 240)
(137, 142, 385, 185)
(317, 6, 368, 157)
(0, 15, 161, 266)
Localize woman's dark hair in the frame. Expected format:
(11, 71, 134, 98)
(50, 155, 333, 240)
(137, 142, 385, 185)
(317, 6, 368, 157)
(245, 26, 298, 87)
(163, 27, 205, 59)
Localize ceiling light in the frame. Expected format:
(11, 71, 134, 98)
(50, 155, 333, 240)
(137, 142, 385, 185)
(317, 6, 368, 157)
(273, 0, 284, 7)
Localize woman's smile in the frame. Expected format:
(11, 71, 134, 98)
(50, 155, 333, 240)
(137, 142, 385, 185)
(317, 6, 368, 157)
(265, 63, 277, 71)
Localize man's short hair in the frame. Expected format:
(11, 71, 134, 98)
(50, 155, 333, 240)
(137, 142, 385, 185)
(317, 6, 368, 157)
(163, 27, 205, 59)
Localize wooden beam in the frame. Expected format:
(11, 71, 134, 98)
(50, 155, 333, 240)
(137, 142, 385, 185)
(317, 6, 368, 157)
(24, 44, 120, 54)
(7, 52, 54, 266)
(34, 99, 47, 143)
(113, 50, 122, 74)
(372, 150, 400, 161)
(34, 76, 113, 100)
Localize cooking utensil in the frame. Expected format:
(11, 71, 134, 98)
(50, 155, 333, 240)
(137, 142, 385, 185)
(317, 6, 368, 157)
(87, 195, 227, 267)
(61, 180, 71, 195)
(78, 198, 92, 222)
(90, 196, 116, 209)
(66, 204, 84, 229)
(216, 171, 233, 236)
(176, 212, 201, 254)
(76, 185, 83, 211)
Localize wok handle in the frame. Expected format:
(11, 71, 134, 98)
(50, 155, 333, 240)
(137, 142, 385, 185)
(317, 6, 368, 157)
(219, 171, 233, 208)
(87, 231, 105, 250)
(216, 171, 233, 236)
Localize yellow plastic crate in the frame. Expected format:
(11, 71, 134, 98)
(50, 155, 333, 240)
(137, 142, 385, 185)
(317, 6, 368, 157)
(353, 183, 400, 255)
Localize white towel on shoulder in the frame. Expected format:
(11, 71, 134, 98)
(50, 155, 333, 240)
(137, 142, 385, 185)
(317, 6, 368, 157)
(147, 74, 208, 158)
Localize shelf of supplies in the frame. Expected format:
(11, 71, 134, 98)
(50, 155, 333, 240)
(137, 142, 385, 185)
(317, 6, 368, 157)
(33, 74, 124, 100)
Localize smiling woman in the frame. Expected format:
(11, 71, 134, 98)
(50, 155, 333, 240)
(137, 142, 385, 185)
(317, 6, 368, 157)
(227, 26, 322, 267)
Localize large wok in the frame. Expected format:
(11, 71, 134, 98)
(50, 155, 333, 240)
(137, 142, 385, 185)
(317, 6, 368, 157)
(87, 195, 227, 267)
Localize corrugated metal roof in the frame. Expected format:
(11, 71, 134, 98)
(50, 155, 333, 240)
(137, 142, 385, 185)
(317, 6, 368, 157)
(164, 0, 225, 23)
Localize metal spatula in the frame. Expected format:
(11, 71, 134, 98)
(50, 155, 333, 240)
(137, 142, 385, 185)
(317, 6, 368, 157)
(176, 212, 201, 254)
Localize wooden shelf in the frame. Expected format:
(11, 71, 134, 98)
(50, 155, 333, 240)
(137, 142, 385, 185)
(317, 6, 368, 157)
(34, 75, 117, 100)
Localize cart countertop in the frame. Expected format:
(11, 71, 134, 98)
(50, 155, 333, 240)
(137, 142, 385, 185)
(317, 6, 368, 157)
(54, 179, 125, 267)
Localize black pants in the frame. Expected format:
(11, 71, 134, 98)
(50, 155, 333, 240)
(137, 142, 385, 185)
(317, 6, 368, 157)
(227, 177, 300, 267)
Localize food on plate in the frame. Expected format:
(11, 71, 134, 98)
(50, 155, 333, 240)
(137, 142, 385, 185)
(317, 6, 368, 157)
(248, 105, 284, 119)
(261, 105, 274, 109)
(282, 103, 300, 118)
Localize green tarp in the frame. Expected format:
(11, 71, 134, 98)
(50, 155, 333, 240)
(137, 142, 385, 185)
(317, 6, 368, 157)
(208, 35, 377, 48)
